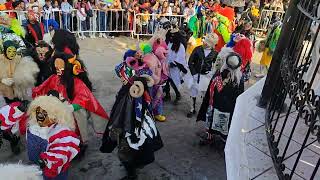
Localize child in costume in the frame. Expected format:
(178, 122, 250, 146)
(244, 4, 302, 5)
(0, 40, 39, 104)
(0, 100, 29, 154)
(26, 95, 80, 180)
(186, 33, 219, 118)
(197, 47, 242, 145)
(100, 62, 163, 180)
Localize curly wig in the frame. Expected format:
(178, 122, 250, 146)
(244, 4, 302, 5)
(27, 95, 75, 130)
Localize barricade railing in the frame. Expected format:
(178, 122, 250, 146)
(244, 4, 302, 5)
(253, 9, 285, 36)
(1, 9, 285, 39)
(1, 9, 134, 36)
(133, 13, 186, 39)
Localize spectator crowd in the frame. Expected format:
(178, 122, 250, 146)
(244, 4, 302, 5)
(0, 0, 288, 39)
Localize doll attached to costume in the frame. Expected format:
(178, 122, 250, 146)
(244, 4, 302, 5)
(26, 95, 80, 180)
(186, 33, 219, 118)
(0, 100, 29, 154)
(0, 40, 39, 104)
(32, 52, 109, 154)
(100, 63, 163, 180)
(197, 48, 242, 145)
(28, 40, 54, 86)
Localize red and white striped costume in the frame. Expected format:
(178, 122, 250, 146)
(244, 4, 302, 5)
(0, 102, 27, 134)
(38, 124, 80, 178)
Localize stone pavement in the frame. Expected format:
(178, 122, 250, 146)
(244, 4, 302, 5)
(0, 37, 234, 180)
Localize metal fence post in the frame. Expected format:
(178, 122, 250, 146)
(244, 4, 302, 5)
(258, 0, 300, 108)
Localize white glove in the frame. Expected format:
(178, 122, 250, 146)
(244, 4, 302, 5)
(1, 78, 14, 86)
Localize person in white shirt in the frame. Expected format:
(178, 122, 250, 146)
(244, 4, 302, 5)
(61, 0, 73, 30)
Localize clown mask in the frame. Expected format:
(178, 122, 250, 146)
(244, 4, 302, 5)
(54, 58, 65, 76)
(36, 47, 49, 61)
(35, 106, 54, 127)
(5, 46, 17, 60)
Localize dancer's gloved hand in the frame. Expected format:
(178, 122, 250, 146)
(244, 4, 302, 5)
(1, 78, 14, 86)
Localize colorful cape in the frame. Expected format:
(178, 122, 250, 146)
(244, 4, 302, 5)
(32, 75, 109, 120)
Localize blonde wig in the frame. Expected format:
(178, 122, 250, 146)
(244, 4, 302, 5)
(27, 96, 75, 130)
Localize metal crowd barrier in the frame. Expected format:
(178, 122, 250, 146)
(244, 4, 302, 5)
(1, 9, 134, 37)
(133, 13, 185, 40)
(253, 9, 285, 36)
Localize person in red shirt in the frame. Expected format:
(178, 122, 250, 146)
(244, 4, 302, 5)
(5, 0, 16, 18)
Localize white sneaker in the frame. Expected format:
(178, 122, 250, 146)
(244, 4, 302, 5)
(102, 33, 108, 38)
(90, 34, 96, 38)
(110, 35, 115, 39)
(98, 33, 103, 38)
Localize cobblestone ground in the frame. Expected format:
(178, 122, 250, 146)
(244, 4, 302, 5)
(0, 37, 265, 180)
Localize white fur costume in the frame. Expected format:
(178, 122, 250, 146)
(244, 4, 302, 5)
(0, 55, 39, 100)
(0, 163, 42, 180)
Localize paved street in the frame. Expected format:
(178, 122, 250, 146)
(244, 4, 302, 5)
(0, 37, 266, 180)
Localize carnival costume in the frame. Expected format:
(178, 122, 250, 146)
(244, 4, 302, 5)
(197, 47, 242, 144)
(188, 6, 206, 39)
(164, 28, 188, 104)
(29, 40, 54, 86)
(100, 62, 163, 180)
(26, 95, 80, 180)
(0, 40, 39, 104)
(0, 100, 29, 154)
(149, 30, 169, 122)
(186, 33, 219, 118)
(212, 13, 232, 52)
(260, 22, 282, 67)
(32, 52, 109, 147)
(232, 34, 253, 91)
(0, 12, 26, 51)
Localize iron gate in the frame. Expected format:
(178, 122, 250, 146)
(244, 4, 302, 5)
(265, 0, 320, 179)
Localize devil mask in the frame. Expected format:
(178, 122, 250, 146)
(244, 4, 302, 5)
(35, 41, 52, 61)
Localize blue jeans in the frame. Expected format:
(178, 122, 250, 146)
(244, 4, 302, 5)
(98, 11, 108, 31)
(62, 13, 70, 30)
